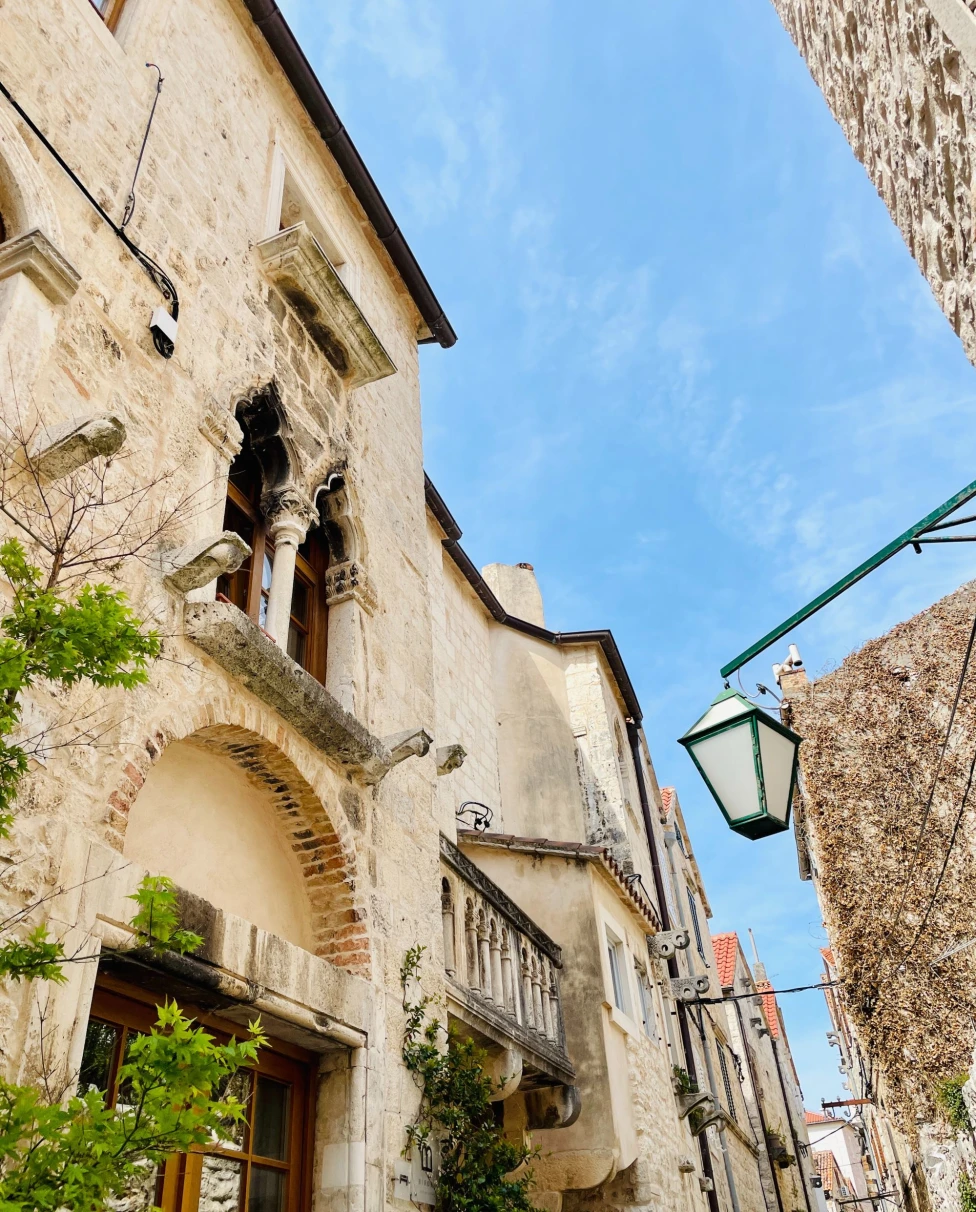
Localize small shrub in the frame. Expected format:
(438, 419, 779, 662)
(959, 1170, 976, 1212)
(935, 1074, 972, 1133)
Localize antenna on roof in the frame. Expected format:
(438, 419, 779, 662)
(748, 928, 768, 984)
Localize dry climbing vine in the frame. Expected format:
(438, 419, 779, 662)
(400, 946, 535, 1211)
(786, 585, 976, 1139)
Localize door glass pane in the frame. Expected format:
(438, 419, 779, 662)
(252, 1076, 290, 1160)
(198, 1154, 244, 1212)
(217, 501, 254, 611)
(259, 553, 273, 627)
(286, 623, 306, 667)
(248, 1165, 286, 1212)
(78, 1019, 121, 1095)
(289, 576, 309, 624)
(212, 1069, 253, 1151)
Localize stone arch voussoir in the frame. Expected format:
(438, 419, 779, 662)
(103, 698, 370, 978)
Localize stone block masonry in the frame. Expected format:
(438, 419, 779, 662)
(770, 0, 976, 368)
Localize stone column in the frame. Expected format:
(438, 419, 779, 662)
(263, 487, 315, 645)
(441, 881, 456, 978)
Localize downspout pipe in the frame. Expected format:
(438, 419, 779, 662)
(242, 0, 456, 349)
(769, 1033, 814, 1212)
(628, 721, 720, 1212)
(699, 1021, 743, 1212)
(733, 997, 785, 1212)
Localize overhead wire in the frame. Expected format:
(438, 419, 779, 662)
(875, 614, 976, 976)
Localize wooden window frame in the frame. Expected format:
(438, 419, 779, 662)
(219, 479, 329, 685)
(82, 975, 315, 1212)
(88, 0, 128, 31)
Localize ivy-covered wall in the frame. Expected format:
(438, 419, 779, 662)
(783, 580, 976, 1144)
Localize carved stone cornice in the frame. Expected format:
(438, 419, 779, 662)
(200, 403, 243, 462)
(324, 560, 377, 615)
(0, 229, 81, 305)
(439, 834, 562, 966)
(256, 223, 396, 389)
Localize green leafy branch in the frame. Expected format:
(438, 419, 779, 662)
(400, 947, 535, 1212)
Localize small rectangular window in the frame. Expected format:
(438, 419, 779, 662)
(687, 888, 706, 961)
(635, 965, 658, 1041)
(718, 1047, 737, 1123)
(89, 0, 127, 31)
(606, 929, 628, 1013)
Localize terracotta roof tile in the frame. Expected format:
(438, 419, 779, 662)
(711, 932, 740, 989)
(805, 1111, 835, 1125)
(755, 980, 781, 1039)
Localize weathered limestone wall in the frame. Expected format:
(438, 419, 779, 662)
(427, 519, 503, 833)
(0, 1, 446, 1207)
(769, 0, 976, 367)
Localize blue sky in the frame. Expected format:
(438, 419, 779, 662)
(281, 0, 976, 1108)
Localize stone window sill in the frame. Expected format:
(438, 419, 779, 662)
(256, 223, 396, 389)
(184, 600, 391, 782)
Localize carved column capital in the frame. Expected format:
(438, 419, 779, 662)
(263, 484, 317, 544)
(325, 559, 377, 614)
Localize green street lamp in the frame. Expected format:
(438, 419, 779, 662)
(679, 690, 801, 839)
(681, 474, 976, 840)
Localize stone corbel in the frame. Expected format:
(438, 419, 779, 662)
(0, 229, 81, 305)
(325, 559, 377, 615)
(383, 728, 433, 768)
(674, 1090, 714, 1120)
(670, 974, 709, 1003)
(647, 929, 690, 960)
(199, 402, 243, 462)
(525, 1085, 582, 1130)
(436, 744, 467, 776)
(484, 1048, 523, 1101)
(162, 532, 251, 593)
(30, 413, 126, 481)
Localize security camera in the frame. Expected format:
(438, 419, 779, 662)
(149, 306, 178, 358)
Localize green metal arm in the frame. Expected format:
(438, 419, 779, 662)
(720, 476, 976, 680)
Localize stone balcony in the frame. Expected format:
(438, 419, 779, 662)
(439, 834, 576, 1093)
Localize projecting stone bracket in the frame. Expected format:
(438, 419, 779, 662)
(675, 1090, 714, 1121)
(525, 1084, 582, 1130)
(162, 532, 251, 594)
(383, 727, 433, 768)
(648, 929, 690, 959)
(436, 744, 467, 775)
(30, 413, 126, 481)
(0, 228, 81, 305)
(670, 974, 710, 1002)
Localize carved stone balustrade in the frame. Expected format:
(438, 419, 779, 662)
(439, 834, 575, 1091)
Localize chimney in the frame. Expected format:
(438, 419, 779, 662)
(482, 562, 545, 628)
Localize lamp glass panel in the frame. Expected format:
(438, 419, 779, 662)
(685, 695, 752, 737)
(756, 721, 797, 823)
(689, 721, 761, 824)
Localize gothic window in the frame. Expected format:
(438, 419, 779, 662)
(88, 0, 127, 30)
(216, 429, 329, 683)
(686, 887, 706, 962)
(717, 1046, 738, 1122)
(78, 981, 313, 1211)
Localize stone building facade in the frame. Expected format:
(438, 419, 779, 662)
(0, 2, 816, 1210)
(768, 0, 976, 370)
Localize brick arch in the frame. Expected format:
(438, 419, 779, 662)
(103, 702, 369, 978)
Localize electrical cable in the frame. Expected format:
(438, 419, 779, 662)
(897, 733, 976, 964)
(694, 979, 841, 1006)
(876, 613, 976, 974)
(0, 72, 179, 356)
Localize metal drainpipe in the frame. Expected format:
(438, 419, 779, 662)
(733, 998, 784, 1212)
(699, 1016, 742, 1212)
(627, 721, 721, 1212)
(769, 1033, 814, 1212)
